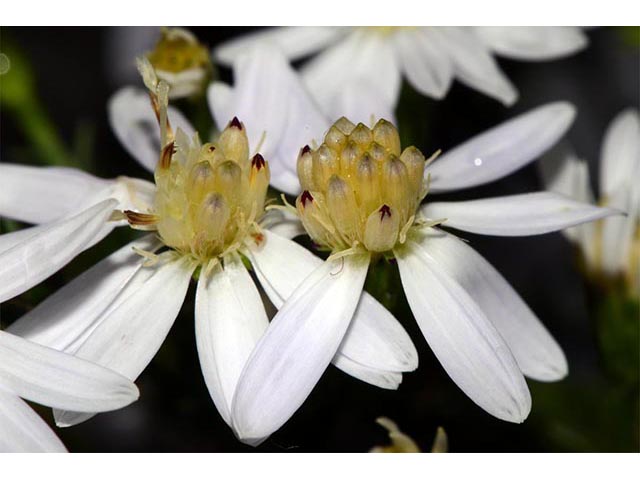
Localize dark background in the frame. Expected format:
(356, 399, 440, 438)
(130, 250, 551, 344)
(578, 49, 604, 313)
(0, 26, 638, 452)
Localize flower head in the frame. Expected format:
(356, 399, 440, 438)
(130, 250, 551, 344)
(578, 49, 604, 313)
(146, 27, 212, 99)
(296, 118, 429, 253)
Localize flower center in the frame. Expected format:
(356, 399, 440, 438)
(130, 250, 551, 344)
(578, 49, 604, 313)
(126, 118, 269, 263)
(146, 27, 210, 74)
(295, 117, 428, 254)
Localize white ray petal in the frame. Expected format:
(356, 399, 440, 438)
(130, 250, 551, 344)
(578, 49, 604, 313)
(601, 187, 640, 274)
(195, 255, 269, 426)
(244, 230, 417, 372)
(259, 209, 305, 240)
(474, 27, 588, 61)
(0, 164, 111, 224)
(0, 389, 67, 453)
(0, 330, 139, 412)
(433, 27, 517, 106)
(327, 79, 397, 127)
(538, 152, 597, 256)
(231, 253, 371, 444)
(53, 255, 195, 427)
(413, 227, 567, 381)
(394, 239, 531, 423)
(427, 102, 576, 192)
(392, 28, 453, 99)
(0, 199, 118, 304)
(208, 46, 328, 195)
(302, 30, 402, 115)
(214, 27, 344, 65)
(332, 356, 402, 390)
(108, 87, 195, 172)
(422, 191, 620, 237)
(7, 235, 161, 352)
(599, 108, 640, 199)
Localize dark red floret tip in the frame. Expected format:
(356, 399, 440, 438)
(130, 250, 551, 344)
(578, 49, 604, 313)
(301, 145, 311, 155)
(230, 117, 243, 130)
(301, 190, 314, 207)
(379, 204, 392, 220)
(252, 153, 266, 170)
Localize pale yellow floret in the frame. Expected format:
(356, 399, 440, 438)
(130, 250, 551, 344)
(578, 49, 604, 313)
(295, 117, 432, 255)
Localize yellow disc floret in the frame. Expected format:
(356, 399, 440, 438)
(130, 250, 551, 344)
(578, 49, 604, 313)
(295, 117, 428, 254)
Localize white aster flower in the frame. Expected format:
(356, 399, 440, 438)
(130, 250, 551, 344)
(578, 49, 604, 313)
(229, 102, 622, 445)
(540, 108, 640, 294)
(0, 330, 139, 452)
(214, 26, 588, 121)
(4, 51, 418, 435)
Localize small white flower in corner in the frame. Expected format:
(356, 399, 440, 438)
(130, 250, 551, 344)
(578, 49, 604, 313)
(541, 108, 640, 297)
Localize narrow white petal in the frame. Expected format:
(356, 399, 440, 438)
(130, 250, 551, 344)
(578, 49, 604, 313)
(599, 108, 640, 199)
(245, 230, 418, 372)
(413, 228, 568, 381)
(392, 28, 453, 99)
(259, 209, 305, 240)
(539, 153, 594, 203)
(195, 255, 269, 426)
(394, 240, 531, 423)
(207, 82, 233, 126)
(0, 330, 139, 412)
(208, 46, 328, 195)
(423, 191, 620, 236)
(474, 27, 588, 61)
(302, 30, 402, 115)
(231, 253, 371, 443)
(0, 223, 49, 253)
(108, 87, 195, 172)
(214, 27, 344, 65)
(53, 255, 195, 426)
(538, 152, 597, 256)
(428, 102, 576, 192)
(0, 164, 111, 224)
(332, 356, 402, 390)
(0, 199, 118, 303)
(327, 79, 397, 127)
(433, 27, 517, 106)
(0, 390, 67, 453)
(601, 187, 640, 274)
(7, 235, 161, 352)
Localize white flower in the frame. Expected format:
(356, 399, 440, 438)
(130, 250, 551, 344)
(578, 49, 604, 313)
(214, 27, 588, 121)
(228, 96, 622, 444)
(0, 329, 139, 452)
(540, 108, 640, 293)
(3, 50, 417, 436)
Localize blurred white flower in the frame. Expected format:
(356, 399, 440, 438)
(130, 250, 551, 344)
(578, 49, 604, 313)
(0, 330, 139, 452)
(214, 27, 588, 121)
(228, 101, 622, 445)
(3, 50, 417, 436)
(541, 109, 640, 294)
